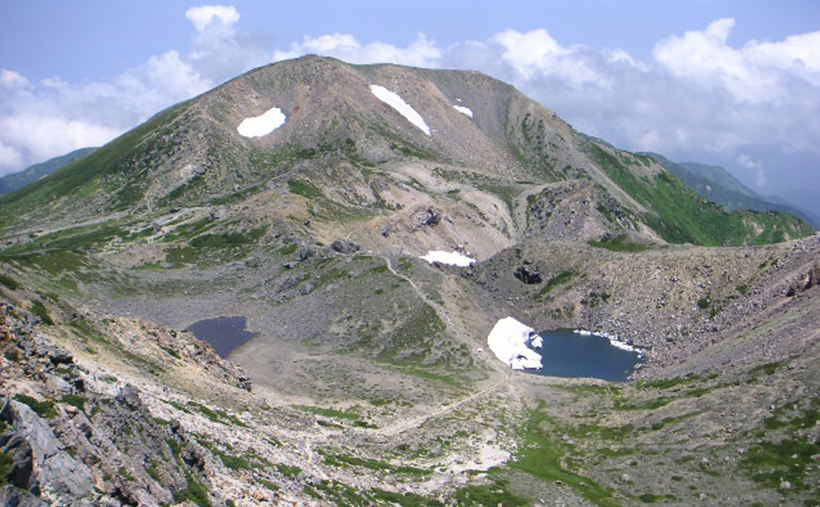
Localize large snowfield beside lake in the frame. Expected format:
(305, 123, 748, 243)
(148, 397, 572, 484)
(487, 317, 543, 370)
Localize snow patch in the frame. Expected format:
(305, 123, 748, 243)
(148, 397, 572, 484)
(487, 317, 543, 370)
(420, 251, 475, 267)
(453, 105, 474, 118)
(237, 107, 286, 138)
(573, 329, 643, 356)
(369, 85, 431, 136)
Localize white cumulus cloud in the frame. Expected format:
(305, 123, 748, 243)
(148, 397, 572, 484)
(185, 5, 240, 32)
(274, 33, 441, 68)
(737, 154, 767, 187)
(0, 70, 31, 90)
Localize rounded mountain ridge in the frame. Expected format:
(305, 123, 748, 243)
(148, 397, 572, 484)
(196, 54, 556, 170)
(0, 55, 811, 250)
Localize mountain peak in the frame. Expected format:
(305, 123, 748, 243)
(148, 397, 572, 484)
(0, 58, 812, 251)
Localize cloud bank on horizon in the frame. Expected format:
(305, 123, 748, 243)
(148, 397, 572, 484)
(1, 5, 818, 194)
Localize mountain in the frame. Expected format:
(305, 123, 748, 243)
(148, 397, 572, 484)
(0, 55, 812, 247)
(0, 147, 96, 194)
(775, 187, 820, 227)
(646, 152, 820, 229)
(1, 56, 819, 506)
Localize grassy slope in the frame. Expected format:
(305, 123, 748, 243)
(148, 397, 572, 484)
(0, 147, 97, 194)
(0, 105, 185, 227)
(588, 143, 814, 246)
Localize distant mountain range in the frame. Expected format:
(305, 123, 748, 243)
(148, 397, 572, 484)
(644, 152, 819, 229)
(0, 147, 96, 194)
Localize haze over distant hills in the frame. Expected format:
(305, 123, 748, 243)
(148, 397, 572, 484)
(0, 147, 96, 194)
(645, 152, 820, 229)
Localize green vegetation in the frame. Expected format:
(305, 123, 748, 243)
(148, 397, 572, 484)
(167, 434, 212, 507)
(635, 373, 714, 390)
(173, 475, 211, 507)
(118, 466, 136, 482)
(147, 460, 162, 482)
(165, 227, 266, 266)
(189, 228, 266, 248)
(30, 300, 54, 325)
(248, 143, 320, 173)
(278, 243, 299, 255)
(743, 434, 820, 492)
(748, 361, 784, 377)
(536, 269, 576, 299)
(259, 478, 279, 492)
(287, 179, 323, 199)
(296, 405, 360, 421)
(370, 488, 444, 507)
(159, 344, 181, 359)
(638, 493, 677, 503)
(588, 143, 813, 245)
(742, 398, 820, 493)
(453, 480, 529, 507)
(275, 463, 302, 478)
(0, 451, 12, 486)
(219, 453, 251, 471)
(196, 438, 254, 471)
(511, 401, 617, 507)
(15, 394, 57, 419)
(61, 394, 87, 411)
(163, 217, 214, 242)
(581, 291, 611, 308)
(312, 480, 372, 506)
(186, 401, 246, 427)
(0, 220, 152, 261)
(0, 273, 19, 290)
(163, 175, 205, 203)
(588, 234, 653, 252)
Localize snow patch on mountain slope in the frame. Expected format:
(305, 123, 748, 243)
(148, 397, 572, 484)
(237, 107, 287, 138)
(420, 251, 475, 267)
(369, 85, 431, 136)
(453, 105, 474, 118)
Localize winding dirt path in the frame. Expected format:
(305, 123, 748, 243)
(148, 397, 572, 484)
(373, 254, 511, 435)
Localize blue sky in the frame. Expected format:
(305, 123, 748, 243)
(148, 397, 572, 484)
(1, 0, 819, 207)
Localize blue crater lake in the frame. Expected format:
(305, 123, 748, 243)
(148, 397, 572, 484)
(530, 329, 644, 382)
(187, 316, 255, 358)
